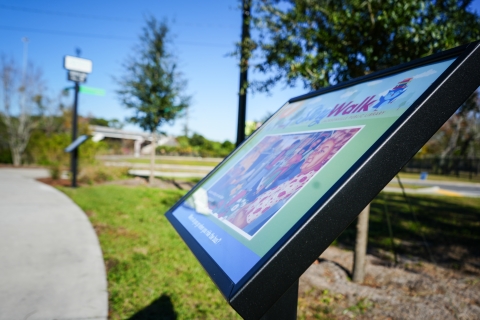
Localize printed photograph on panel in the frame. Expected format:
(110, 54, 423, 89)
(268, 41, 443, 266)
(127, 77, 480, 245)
(195, 127, 362, 238)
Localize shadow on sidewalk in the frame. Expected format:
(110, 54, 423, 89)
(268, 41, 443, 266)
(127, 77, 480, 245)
(129, 294, 177, 320)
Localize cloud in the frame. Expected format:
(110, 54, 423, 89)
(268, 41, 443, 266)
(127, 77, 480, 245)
(340, 90, 358, 99)
(367, 80, 382, 86)
(413, 69, 437, 79)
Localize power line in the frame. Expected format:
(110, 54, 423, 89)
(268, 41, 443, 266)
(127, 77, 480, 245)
(0, 25, 132, 41)
(0, 4, 237, 29)
(0, 4, 136, 22)
(0, 25, 233, 48)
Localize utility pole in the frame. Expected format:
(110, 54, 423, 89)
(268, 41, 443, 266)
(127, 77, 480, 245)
(236, 0, 251, 147)
(21, 37, 29, 81)
(184, 105, 189, 137)
(21, 37, 29, 116)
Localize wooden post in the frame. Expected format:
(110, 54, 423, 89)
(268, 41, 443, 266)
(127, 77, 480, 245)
(352, 203, 370, 283)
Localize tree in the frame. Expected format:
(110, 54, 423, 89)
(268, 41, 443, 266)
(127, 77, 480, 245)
(0, 54, 45, 166)
(117, 17, 190, 185)
(88, 117, 109, 127)
(252, 0, 480, 92)
(251, 0, 480, 282)
(439, 92, 480, 159)
(421, 90, 480, 173)
(88, 117, 124, 129)
(352, 204, 370, 283)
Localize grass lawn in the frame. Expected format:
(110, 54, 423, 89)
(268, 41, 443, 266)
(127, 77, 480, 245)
(60, 185, 480, 319)
(132, 168, 210, 174)
(125, 158, 221, 167)
(61, 185, 241, 320)
(337, 192, 480, 270)
(162, 177, 202, 185)
(398, 172, 480, 184)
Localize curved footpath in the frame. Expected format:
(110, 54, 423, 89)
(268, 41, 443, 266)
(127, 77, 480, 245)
(0, 168, 108, 320)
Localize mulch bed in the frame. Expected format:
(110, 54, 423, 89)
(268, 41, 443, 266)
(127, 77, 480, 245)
(36, 177, 74, 187)
(299, 246, 480, 319)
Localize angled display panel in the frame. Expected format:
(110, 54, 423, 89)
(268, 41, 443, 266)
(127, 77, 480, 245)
(170, 58, 452, 282)
(166, 42, 480, 319)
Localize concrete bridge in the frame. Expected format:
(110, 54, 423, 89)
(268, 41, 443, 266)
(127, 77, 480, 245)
(90, 125, 178, 157)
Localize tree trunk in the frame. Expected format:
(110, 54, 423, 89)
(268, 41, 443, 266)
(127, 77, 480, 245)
(441, 115, 462, 159)
(11, 146, 21, 166)
(149, 133, 156, 186)
(352, 203, 370, 283)
(1, 56, 39, 167)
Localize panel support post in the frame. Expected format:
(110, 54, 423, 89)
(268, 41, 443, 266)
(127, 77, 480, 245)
(71, 81, 79, 188)
(260, 279, 298, 320)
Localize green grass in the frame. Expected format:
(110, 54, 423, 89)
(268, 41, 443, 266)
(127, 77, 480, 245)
(159, 177, 202, 184)
(61, 185, 240, 320)
(126, 158, 221, 167)
(398, 172, 480, 184)
(337, 192, 480, 267)
(130, 168, 209, 174)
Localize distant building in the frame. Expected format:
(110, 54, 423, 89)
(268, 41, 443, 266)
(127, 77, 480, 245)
(90, 125, 178, 157)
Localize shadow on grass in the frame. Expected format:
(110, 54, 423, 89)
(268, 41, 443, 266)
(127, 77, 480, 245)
(129, 294, 177, 320)
(335, 193, 480, 274)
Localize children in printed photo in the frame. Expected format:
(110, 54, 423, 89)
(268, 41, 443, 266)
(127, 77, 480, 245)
(206, 127, 361, 237)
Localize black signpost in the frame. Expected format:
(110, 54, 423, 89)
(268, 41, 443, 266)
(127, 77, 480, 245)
(166, 42, 480, 319)
(65, 134, 89, 177)
(65, 135, 89, 153)
(71, 81, 80, 187)
(63, 55, 92, 187)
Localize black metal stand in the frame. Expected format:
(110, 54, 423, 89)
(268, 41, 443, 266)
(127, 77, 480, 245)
(260, 279, 298, 320)
(71, 81, 79, 188)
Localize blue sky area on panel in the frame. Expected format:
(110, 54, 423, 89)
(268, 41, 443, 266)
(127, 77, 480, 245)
(1, 0, 480, 142)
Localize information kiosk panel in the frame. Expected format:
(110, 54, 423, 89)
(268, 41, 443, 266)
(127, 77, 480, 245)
(166, 42, 480, 319)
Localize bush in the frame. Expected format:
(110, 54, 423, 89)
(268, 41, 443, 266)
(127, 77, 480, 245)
(77, 165, 130, 185)
(26, 131, 108, 167)
(49, 162, 62, 180)
(156, 134, 234, 158)
(0, 147, 12, 164)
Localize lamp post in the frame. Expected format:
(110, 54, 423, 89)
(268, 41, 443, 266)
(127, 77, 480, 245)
(21, 37, 29, 116)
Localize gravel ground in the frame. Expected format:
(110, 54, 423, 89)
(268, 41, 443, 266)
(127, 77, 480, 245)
(299, 246, 480, 319)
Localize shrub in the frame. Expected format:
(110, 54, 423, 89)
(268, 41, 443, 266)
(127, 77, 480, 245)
(156, 134, 234, 158)
(49, 162, 63, 180)
(26, 131, 108, 168)
(77, 165, 130, 185)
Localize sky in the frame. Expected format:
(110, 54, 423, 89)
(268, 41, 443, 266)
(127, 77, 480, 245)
(1, 0, 480, 142)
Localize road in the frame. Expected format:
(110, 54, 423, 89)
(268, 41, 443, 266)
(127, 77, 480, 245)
(392, 178, 480, 197)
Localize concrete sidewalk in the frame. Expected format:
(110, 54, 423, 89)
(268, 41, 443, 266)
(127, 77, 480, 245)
(0, 168, 108, 320)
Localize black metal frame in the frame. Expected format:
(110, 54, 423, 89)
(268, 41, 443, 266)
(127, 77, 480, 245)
(166, 41, 480, 319)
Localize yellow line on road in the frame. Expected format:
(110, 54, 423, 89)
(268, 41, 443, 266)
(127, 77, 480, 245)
(436, 189, 462, 197)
